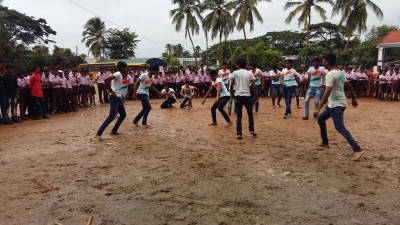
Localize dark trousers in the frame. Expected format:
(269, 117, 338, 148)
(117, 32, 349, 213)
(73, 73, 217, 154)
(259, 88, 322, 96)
(97, 83, 108, 102)
(31, 96, 43, 118)
(283, 86, 296, 116)
(0, 95, 10, 121)
(211, 96, 231, 123)
(160, 97, 176, 108)
(234, 96, 254, 135)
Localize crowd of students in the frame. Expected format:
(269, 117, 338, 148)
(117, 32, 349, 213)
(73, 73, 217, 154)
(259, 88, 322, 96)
(1, 57, 399, 128)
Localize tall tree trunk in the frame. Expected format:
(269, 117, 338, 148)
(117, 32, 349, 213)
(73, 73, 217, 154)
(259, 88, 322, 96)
(187, 29, 198, 68)
(205, 30, 209, 69)
(243, 28, 249, 63)
(304, 13, 311, 66)
(219, 32, 223, 67)
(344, 35, 351, 50)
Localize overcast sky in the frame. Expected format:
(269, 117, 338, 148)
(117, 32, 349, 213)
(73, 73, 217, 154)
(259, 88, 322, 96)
(3, 0, 400, 58)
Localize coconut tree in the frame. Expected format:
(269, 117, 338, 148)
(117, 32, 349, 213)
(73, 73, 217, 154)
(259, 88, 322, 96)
(81, 17, 107, 59)
(333, 0, 383, 50)
(226, 0, 270, 62)
(203, 0, 236, 66)
(170, 0, 203, 67)
(284, 0, 334, 64)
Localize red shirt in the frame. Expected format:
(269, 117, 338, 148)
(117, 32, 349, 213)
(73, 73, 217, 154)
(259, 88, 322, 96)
(29, 72, 43, 98)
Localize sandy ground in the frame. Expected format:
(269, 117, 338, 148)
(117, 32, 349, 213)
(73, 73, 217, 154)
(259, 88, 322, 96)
(0, 97, 399, 225)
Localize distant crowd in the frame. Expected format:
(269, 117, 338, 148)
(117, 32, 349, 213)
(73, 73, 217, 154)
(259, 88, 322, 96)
(0, 58, 399, 127)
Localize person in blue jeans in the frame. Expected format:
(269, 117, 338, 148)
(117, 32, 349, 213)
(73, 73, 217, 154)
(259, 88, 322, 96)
(133, 65, 161, 128)
(313, 53, 364, 162)
(303, 58, 327, 120)
(95, 61, 132, 141)
(269, 65, 283, 109)
(281, 59, 300, 119)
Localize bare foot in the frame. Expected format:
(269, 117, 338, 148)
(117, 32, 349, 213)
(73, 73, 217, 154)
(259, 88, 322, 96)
(110, 131, 122, 135)
(228, 112, 231, 116)
(209, 122, 218, 126)
(236, 134, 243, 140)
(133, 122, 139, 127)
(94, 135, 103, 141)
(143, 124, 151, 128)
(250, 131, 257, 137)
(350, 151, 365, 162)
(225, 122, 233, 128)
(283, 115, 288, 119)
(302, 116, 309, 120)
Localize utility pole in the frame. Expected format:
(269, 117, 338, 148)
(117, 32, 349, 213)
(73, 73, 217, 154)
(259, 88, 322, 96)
(76, 46, 78, 56)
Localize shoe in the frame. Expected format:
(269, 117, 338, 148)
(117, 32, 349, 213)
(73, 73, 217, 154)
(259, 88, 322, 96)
(3, 120, 14, 125)
(110, 131, 122, 135)
(236, 134, 243, 140)
(43, 116, 50, 119)
(283, 115, 288, 119)
(302, 116, 309, 120)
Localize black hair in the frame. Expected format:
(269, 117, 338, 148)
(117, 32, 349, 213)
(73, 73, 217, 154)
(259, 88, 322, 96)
(272, 64, 278, 69)
(312, 58, 319, 62)
(149, 64, 159, 71)
(222, 62, 228, 66)
(248, 62, 257, 68)
(209, 69, 218, 76)
(235, 58, 247, 69)
(323, 53, 337, 66)
(285, 59, 294, 64)
(117, 61, 128, 71)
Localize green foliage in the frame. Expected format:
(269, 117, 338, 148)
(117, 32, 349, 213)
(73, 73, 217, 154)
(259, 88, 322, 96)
(105, 28, 140, 59)
(231, 42, 284, 69)
(81, 17, 106, 59)
(0, 5, 56, 44)
(256, 31, 307, 55)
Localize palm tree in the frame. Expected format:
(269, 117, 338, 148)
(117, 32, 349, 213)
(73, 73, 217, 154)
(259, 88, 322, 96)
(170, 0, 203, 67)
(284, 0, 334, 64)
(203, 0, 236, 66)
(226, 0, 270, 62)
(173, 44, 185, 58)
(333, 0, 383, 50)
(165, 43, 173, 55)
(81, 17, 107, 59)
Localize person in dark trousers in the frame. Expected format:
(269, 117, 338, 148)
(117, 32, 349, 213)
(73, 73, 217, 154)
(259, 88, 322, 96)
(3, 64, 20, 122)
(229, 59, 258, 140)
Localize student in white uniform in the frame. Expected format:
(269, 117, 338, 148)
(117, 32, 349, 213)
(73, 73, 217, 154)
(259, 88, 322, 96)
(281, 59, 300, 119)
(95, 62, 130, 141)
(314, 53, 364, 162)
(133, 65, 161, 128)
(202, 69, 233, 128)
(180, 81, 198, 109)
(230, 58, 258, 139)
(160, 84, 176, 109)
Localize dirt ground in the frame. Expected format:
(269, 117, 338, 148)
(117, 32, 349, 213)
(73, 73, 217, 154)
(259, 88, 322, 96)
(0, 97, 399, 225)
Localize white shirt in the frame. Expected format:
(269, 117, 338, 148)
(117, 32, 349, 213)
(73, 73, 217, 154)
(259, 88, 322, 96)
(252, 68, 264, 85)
(282, 68, 298, 87)
(269, 70, 282, 85)
(218, 69, 230, 84)
(307, 66, 326, 87)
(326, 70, 348, 108)
(111, 72, 133, 98)
(231, 69, 254, 97)
(96, 72, 108, 84)
(137, 73, 154, 96)
(212, 77, 230, 97)
(161, 88, 176, 99)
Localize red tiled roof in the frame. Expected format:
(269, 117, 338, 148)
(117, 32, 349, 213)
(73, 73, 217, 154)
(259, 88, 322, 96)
(380, 31, 400, 44)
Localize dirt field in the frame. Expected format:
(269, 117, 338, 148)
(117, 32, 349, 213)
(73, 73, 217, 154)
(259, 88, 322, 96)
(0, 97, 399, 225)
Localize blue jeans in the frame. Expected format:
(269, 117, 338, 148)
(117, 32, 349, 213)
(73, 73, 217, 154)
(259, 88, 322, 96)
(304, 86, 322, 117)
(96, 95, 126, 135)
(133, 94, 152, 125)
(317, 106, 361, 152)
(271, 84, 283, 106)
(251, 85, 262, 112)
(283, 86, 296, 116)
(234, 96, 254, 135)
